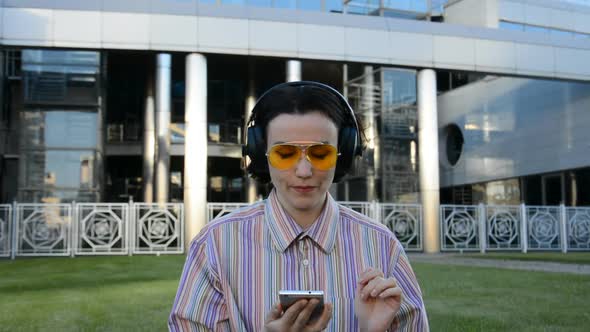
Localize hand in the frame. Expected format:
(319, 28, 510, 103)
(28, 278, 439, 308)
(264, 299, 333, 332)
(354, 268, 402, 332)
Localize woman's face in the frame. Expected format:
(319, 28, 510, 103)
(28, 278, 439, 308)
(266, 111, 339, 219)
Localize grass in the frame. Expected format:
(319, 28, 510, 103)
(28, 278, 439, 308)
(1, 255, 589, 331)
(458, 252, 590, 265)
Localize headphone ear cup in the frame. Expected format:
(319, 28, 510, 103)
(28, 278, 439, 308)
(246, 125, 271, 183)
(334, 126, 358, 183)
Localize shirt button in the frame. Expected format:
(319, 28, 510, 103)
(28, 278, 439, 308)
(302, 259, 309, 266)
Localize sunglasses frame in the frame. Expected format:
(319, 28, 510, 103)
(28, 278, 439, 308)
(266, 141, 341, 170)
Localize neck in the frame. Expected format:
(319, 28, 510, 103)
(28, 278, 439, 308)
(277, 192, 328, 229)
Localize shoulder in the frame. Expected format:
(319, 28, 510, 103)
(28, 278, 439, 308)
(338, 204, 395, 238)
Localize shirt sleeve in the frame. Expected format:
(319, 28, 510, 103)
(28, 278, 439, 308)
(168, 229, 230, 332)
(389, 241, 430, 331)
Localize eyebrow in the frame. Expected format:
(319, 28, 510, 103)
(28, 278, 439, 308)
(270, 140, 331, 145)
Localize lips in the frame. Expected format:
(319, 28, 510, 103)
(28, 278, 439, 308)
(291, 186, 316, 193)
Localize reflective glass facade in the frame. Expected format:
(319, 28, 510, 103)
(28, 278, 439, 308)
(18, 50, 102, 203)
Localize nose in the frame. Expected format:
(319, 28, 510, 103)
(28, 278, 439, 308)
(294, 153, 312, 178)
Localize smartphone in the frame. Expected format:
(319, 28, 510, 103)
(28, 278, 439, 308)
(279, 290, 325, 322)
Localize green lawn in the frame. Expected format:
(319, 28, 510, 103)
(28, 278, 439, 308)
(1, 255, 589, 331)
(458, 252, 590, 265)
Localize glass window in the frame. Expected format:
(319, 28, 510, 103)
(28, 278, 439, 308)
(574, 32, 590, 39)
(221, 0, 245, 4)
(525, 24, 549, 34)
(22, 150, 97, 189)
(326, 0, 343, 13)
(248, 0, 272, 7)
(499, 21, 524, 32)
(550, 28, 574, 38)
(21, 111, 98, 149)
(298, 0, 322, 11)
(274, 0, 296, 9)
(22, 50, 100, 105)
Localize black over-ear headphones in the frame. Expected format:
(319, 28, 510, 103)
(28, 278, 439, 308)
(243, 81, 362, 183)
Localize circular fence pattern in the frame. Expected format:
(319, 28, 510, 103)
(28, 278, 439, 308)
(445, 210, 477, 246)
(570, 212, 590, 246)
(385, 210, 417, 244)
(139, 209, 178, 247)
(81, 210, 122, 248)
(529, 211, 559, 244)
(22, 211, 65, 250)
(489, 211, 519, 245)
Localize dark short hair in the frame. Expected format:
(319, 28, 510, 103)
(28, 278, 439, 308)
(251, 83, 350, 139)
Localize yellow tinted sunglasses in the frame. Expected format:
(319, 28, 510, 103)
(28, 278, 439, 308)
(266, 142, 340, 171)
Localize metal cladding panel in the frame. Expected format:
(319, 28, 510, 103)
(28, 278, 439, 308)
(101, 12, 150, 49)
(297, 23, 345, 58)
(53, 10, 101, 45)
(249, 20, 298, 56)
(344, 27, 391, 63)
(438, 77, 590, 187)
(433, 35, 476, 70)
(475, 39, 517, 72)
(102, 0, 150, 14)
(150, 14, 198, 50)
(3, 7, 52, 43)
(197, 16, 248, 54)
(389, 31, 433, 67)
(499, 0, 525, 22)
(523, 3, 552, 25)
(151, 0, 198, 16)
(2, 4, 590, 81)
(515, 43, 555, 76)
(555, 48, 590, 78)
(575, 11, 590, 33)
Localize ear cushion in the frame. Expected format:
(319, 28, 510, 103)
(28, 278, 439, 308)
(245, 125, 271, 183)
(334, 125, 358, 183)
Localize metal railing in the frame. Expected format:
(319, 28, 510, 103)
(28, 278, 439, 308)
(441, 204, 590, 252)
(0, 201, 183, 259)
(2, 201, 589, 258)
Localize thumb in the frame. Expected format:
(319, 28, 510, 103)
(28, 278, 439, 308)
(265, 303, 282, 323)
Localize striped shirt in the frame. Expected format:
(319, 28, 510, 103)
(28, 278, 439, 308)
(169, 190, 429, 331)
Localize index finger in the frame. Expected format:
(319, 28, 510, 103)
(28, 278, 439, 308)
(281, 299, 309, 324)
(358, 267, 384, 285)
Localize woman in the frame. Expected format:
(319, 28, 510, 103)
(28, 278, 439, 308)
(169, 81, 429, 332)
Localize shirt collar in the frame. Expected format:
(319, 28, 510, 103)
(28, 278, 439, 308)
(265, 189, 339, 254)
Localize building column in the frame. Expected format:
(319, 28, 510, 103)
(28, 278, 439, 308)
(155, 53, 171, 203)
(184, 53, 208, 245)
(245, 73, 258, 202)
(286, 60, 301, 82)
(363, 66, 378, 202)
(143, 73, 156, 203)
(418, 69, 440, 253)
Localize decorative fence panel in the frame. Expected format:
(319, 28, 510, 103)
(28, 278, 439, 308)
(380, 203, 422, 251)
(15, 204, 72, 256)
(485, 205, 522, 250)
(207, 203, 250, 222)
(132, 203, 184, 254)
(440, 205, 481, 251)
(0, 204, 12, 258)
(2, 202, 590, 259)
(526, 206, 562, 250)
(566, 207, 590, 251)
(74, 203, 129, 255)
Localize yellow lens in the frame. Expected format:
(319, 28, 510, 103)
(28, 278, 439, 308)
(307, 144, 338, 170)
(268, 144, 301, 170)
